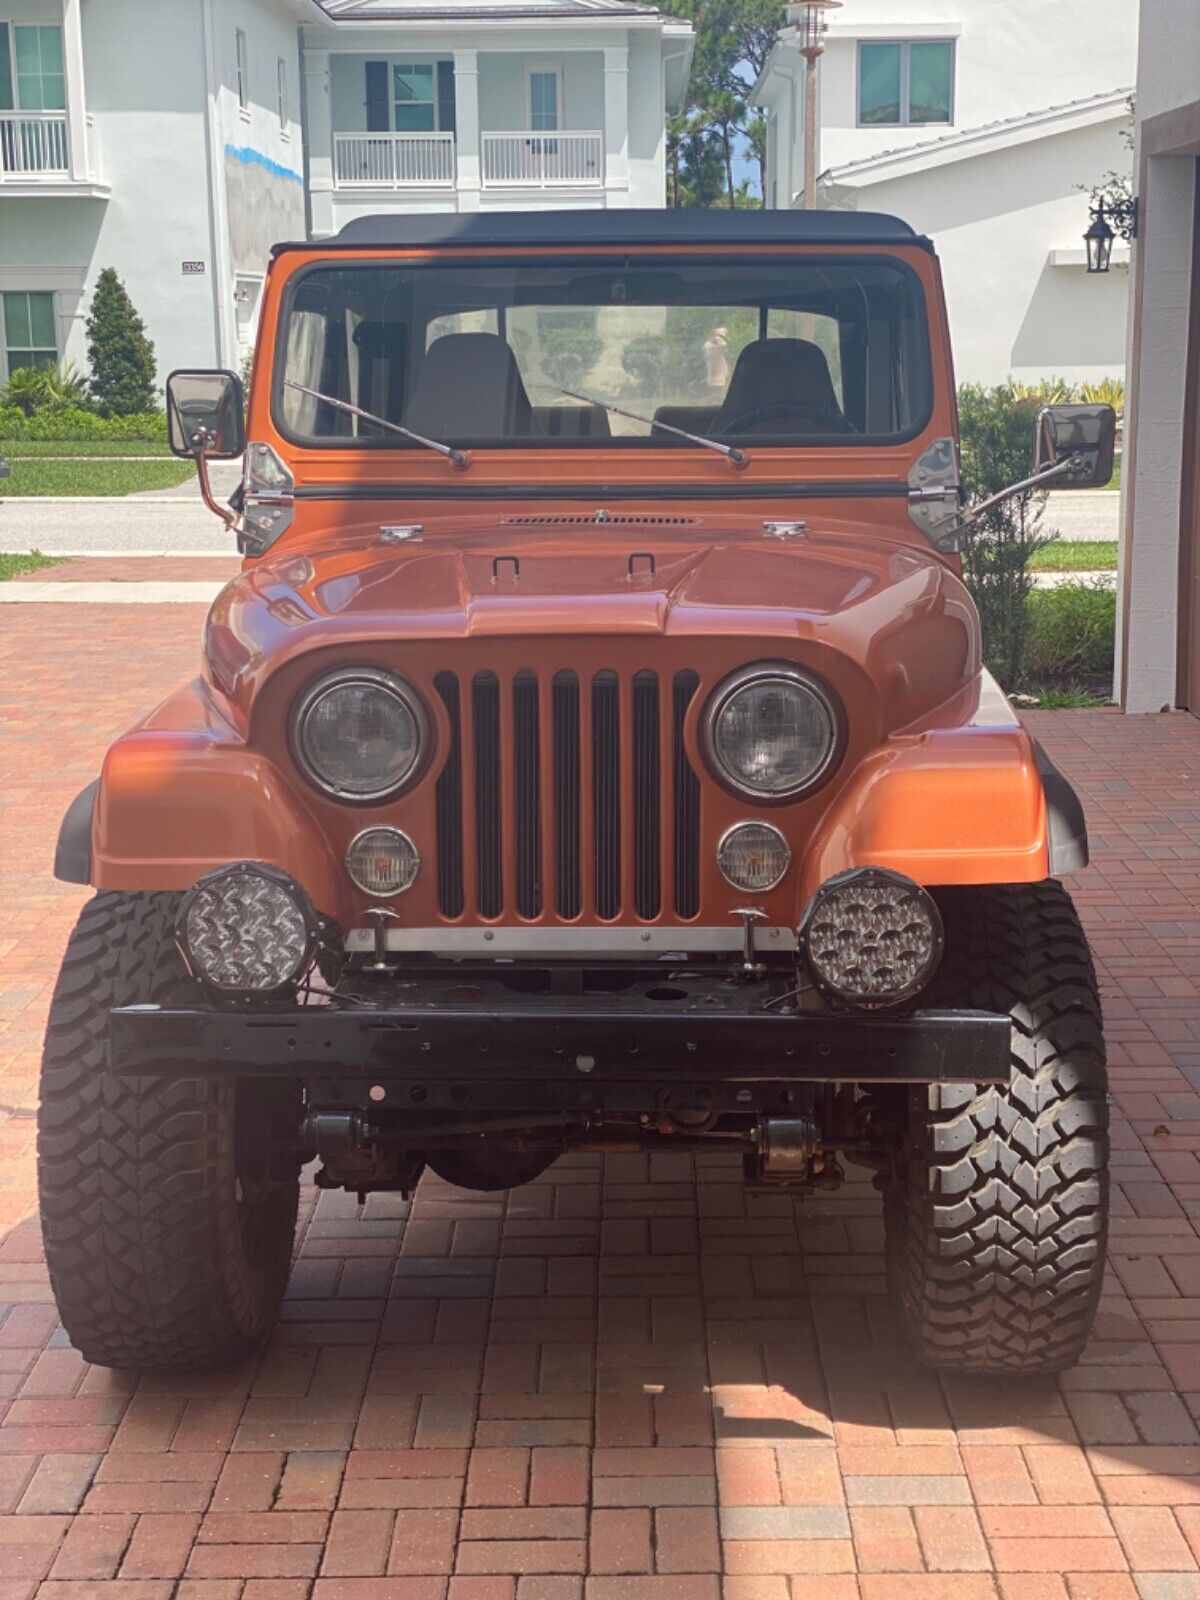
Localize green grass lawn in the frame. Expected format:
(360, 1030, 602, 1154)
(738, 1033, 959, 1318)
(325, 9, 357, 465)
(1031, 540, 1118, 572)
(0, 438, 172, 458)
(0, 551, 66, 581)
(0, 458, 194, 497)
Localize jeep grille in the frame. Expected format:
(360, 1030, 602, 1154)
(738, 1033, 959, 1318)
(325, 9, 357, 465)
(432, 668, 701, 923)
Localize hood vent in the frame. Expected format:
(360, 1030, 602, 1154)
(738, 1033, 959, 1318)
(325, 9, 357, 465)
(500, 512, 702, 529)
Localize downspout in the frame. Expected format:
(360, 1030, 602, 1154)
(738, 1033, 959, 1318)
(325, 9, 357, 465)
(298, 25, 312, 238)
(200, 0, 237, 367)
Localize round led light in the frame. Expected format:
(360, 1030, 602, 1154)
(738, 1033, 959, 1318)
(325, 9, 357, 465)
(705, 665, 838, 801)
(177, 862, 314, 992)
(800, 868, 943, 1008)
(346, 827, 420, 897)
(717, 821, 792, 892)
(293, 668, 428, 802)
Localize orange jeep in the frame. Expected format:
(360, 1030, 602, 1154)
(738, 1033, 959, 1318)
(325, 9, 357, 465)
(42, 211, 1115, 1376)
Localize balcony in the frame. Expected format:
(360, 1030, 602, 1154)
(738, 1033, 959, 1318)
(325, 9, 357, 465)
(0, 111, 69, 177)
(482, 131, 603, 188)
(333, 131, 456, 189)
(0, 108, 107, 197)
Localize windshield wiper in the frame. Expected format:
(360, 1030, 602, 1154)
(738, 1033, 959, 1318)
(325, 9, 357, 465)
(558, 386, 748, 468)
(284, 380, 469, 469)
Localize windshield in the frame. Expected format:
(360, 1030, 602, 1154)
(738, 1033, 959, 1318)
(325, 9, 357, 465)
(275, 257, 932, 448)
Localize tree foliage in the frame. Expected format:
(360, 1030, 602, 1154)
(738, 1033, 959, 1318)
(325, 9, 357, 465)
(660, 0, 785, 207)
(86, 267, 157, 417)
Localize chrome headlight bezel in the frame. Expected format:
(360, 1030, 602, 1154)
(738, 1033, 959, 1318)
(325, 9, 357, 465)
(702, 662, 841, 803)
(799, 866, 944, 1010)
(176, 862, 317, 995)
(290, 666, 430, 804)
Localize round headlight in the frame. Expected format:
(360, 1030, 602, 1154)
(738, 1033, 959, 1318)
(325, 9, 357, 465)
(293, 668, 428, 802)
(705, 665, 838, 800)
(800, 867, 943, 1008)
(177, 863, 315, 993)
(346, 827, 420, 897)
(717, 821, 792, 892)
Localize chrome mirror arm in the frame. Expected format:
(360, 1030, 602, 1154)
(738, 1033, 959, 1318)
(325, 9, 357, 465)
(188, 427, 240, 533)
(963, 453, 1084, 524)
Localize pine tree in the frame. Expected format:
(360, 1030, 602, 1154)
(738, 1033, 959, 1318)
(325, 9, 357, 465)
(86, 268, 157, 416)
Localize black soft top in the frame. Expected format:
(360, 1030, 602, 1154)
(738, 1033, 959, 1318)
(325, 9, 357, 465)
(272, 209, 932, 257)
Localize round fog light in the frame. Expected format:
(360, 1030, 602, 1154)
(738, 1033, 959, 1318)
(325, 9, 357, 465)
(717, 821, 792, 892)
(800, 867, 942, 1008)
(177, 863, 315, 993)
(346, 827, 420, 896)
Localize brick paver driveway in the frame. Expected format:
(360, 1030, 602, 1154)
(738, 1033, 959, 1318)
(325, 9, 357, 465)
(1, 599, 1199, 1600)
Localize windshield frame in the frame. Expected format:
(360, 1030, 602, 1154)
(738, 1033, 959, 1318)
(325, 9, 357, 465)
(269, 250, 936, 455)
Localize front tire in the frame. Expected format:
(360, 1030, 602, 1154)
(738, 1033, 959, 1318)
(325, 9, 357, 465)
(885, 881, 1109, 1376)
(38, 892, 300, 1370)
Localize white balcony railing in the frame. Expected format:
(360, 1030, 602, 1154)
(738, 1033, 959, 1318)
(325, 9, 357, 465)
(334, 132, 455, 188)
(0, 111, 69, 176)
(482, 131, 603, 188)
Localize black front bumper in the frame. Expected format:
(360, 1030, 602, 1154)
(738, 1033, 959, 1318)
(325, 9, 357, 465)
(109, 968, 1011, 1107)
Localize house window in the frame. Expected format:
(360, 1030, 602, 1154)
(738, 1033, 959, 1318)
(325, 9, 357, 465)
(393, 64, 435, 132)
(3, 24, 66, 111)
(529, 68, 561, 132)
(858, 40, 953, 127)
(2, 291, 57, 377)
(235, 29, 248, 111)
(277, 57, 287, 130)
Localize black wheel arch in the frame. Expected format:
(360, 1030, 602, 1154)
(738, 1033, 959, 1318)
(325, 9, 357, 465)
(53, 778, 98, 884)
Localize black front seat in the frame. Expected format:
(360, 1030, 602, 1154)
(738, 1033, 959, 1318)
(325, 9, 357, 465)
(716, 337, 851, 434)
(404, 332, 539, 438)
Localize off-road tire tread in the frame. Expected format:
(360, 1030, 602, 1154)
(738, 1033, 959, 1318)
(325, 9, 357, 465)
(38, 892, 298, 1370)
(888, 880, 1108, 1375)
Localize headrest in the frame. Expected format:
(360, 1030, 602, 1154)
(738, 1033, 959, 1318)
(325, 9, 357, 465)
(719, 337, 845, 427)
(403, 332, 535, 438)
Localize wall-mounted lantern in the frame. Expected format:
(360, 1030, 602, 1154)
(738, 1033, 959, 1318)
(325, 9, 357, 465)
(1085, 195, 1139, 274)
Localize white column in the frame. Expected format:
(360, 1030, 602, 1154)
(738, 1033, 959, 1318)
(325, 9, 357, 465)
(453, 49, 481, 210)
(305, 48, 334, 238)
(603, 46, 629, 205)
(60, 0, 88, 181)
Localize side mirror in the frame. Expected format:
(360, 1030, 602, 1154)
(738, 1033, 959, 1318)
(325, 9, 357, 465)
(1034, 403, 1117, 489)
(166, 369, 246, 460)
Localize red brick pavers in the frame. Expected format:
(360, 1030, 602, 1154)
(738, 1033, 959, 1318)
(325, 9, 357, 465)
(2, 602, 1200, 1598)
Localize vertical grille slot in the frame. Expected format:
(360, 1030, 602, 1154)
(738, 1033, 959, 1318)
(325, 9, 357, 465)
(433, 672, 464, 917)
(553, 671, 582, 918)
(513, 670, 541, 918)
(472, 671, 502, 918)
(633, 671, 661, 920)
(592, 670, 621, 920)
(672, 671, 701, 918)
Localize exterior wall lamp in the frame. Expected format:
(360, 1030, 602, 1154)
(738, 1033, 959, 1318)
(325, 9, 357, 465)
(1085, 195, 1139, 274)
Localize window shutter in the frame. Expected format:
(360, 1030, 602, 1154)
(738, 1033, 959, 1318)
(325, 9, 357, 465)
(437, 60, 455, 134)
(365, 60, 389, 131)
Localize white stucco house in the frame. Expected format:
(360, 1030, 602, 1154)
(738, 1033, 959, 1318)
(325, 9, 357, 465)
(0, 0, 692, 382)
(751, 0, 1137, 385)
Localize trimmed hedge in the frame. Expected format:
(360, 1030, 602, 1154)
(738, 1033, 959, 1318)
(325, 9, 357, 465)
(0, 407, 167, 443)
(1025, 582, 1116, 683)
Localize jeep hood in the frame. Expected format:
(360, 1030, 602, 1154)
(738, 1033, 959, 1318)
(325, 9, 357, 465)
(203, 516, 979, 733)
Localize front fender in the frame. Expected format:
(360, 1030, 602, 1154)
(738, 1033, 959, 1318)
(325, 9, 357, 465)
(79, 678, 341, 915)
(797, 674, 1086, 904)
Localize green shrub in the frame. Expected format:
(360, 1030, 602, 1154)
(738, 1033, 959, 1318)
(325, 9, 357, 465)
(621, 332, 706, 394)
(2, 361, 90, 418)
(1025, 582, 1116, 683)
(24, 407, 166, 442)
(957, 383, 1050, 689)
(86, 267, 157, 415)
(0, 405, 26, 439)
(537, 314, 602, 389)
